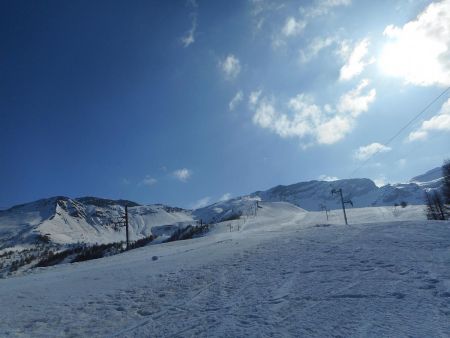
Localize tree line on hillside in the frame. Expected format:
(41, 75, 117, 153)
(425, 160, 450, 220)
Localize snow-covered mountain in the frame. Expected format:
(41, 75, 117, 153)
(410, 166, 444, 188)
(252, 179, 428, 210)
(0, 166, 444, 249)
(194, 167, 444, 223)
(0, 167, 447, 333)
(0, 196, 193, 250)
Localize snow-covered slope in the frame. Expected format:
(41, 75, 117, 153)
(0, 166, 443, 250)
(0, 196, 194, 249)
(194, 179, 427, 223)
(195, 168, 443, 223)
(410, 166, 444, 188)
(252, 177, 439, 211)
(205, 201, 426, 237)
(253, 178, 382, 210)
(193, 195, 262, 224)
(0, 201, 448, 337)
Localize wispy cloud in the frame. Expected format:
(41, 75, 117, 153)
(229, 91, 244, 111)
(318, 175, 339, 182)
(339, 38, 375, 81)
(140, 175, 158, 187)
(191, 196, 211, 209)
(354, 142, 391, 161)
(220, 54, 241, 80)
(408, 98, 450, 141)
(219, 193, 232, 202)
(282, 17, 306, 37)
(299, 36, 337, 63)
(180, 0, 199, 48)
(173, 168, 192, 182)
(380, 0, 450, 86)
(302, 0, 352, 18)
(181, 14, 197, 47)
(272, 16, 307, 48)
(249, 79, 376, 146)
(250, 0, 285, 32)
(256, 0, 350, 49)
(249, 90, 262, 107)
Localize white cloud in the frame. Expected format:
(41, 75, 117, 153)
(337, 79, 376, 116)
(302, 0, 352, 18)
(249, 90, 262, 107)
(318, 175, 339, 181)
(253, 0, 349, 47)
(220, 54, 241, 80)
(282, 17, 306, 37)
(272, 0, 349, 48)
(300, 36, 336, 63)
(316, 115, 353, 144)
(354, 142, 392, 161)
(408, 130, 428, 141)
(250, 79, 376, 146)
(192, 196, 211, 209)
(229, 91, 244, 111)
(273, 16, 306, 48)
(250, 0, 286, 32)
(373, 176, 387, 187)
(252, 100, 278, 130)
(181, 14, 197, 48)
(408, 98, 450, 141)
(141, 176, 158, 187)
(339, 38, 375, 81)
(219, 193, 232, 202)
(379, 0, 450, 86)
(173, 168, 192, 182)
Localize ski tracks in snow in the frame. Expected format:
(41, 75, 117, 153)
(1, 221, 450, 337)
(108, 222, 450, 337)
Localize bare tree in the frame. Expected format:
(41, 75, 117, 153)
(425, 192, 436, 220)
(442, 159, 450, 218)
(425, 191, 446, 220)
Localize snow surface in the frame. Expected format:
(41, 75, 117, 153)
(410, 166, 444, 189)
(0, 166, 442, 251)
(194, 169, 443, 224)
(1, 202, 449, 337)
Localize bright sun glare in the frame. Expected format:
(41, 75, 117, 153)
(378, 36, 445, 85)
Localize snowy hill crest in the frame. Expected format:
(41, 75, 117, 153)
(194, 168, 444, 223)
(0, 166, 444, 248)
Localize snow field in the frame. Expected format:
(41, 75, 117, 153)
(0, 202, 449, 337)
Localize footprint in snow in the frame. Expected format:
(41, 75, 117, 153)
(390, 292, 406, 299)
(137, 309, 152, 316)
(424, 278, 439, 284)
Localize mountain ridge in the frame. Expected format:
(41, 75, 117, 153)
(0, 166, 444, 249)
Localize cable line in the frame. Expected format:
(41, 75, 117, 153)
(350, 85, 450, 177)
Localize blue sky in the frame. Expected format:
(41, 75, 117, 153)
(1, 0, 449, 209)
